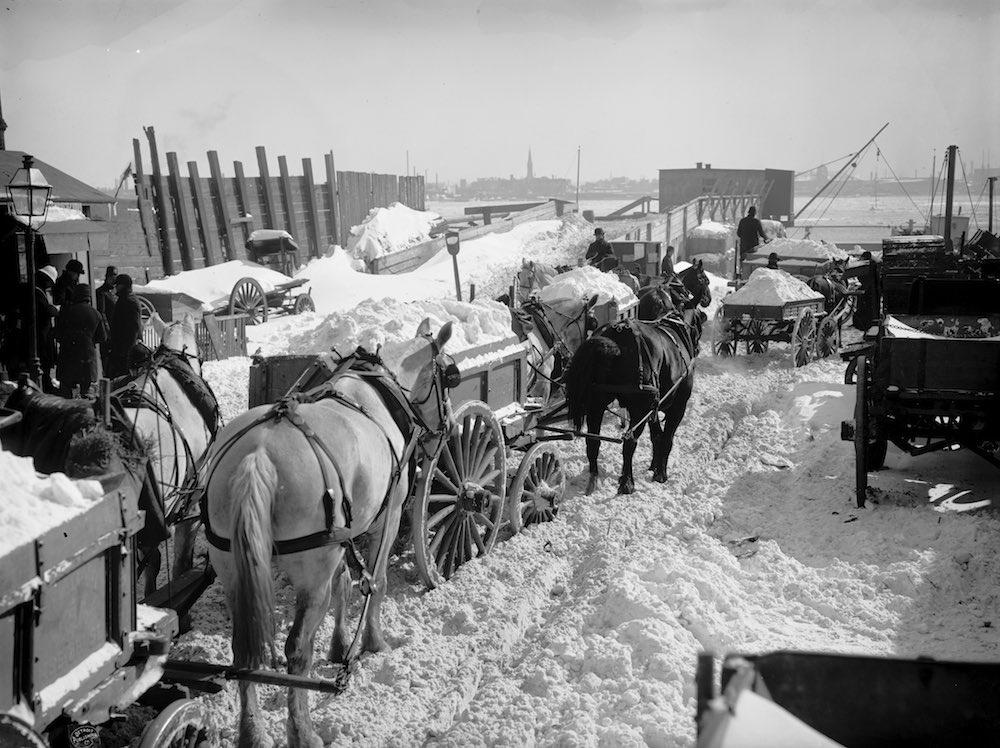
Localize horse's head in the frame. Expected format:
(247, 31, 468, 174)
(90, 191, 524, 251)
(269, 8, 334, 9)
(637, 284, 676, 321)
(680, 261, 712, 309)
(396, 318, 459, 436)
(161, 313, 201, 374)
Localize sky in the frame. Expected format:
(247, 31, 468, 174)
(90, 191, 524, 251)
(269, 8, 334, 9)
(1, 0, 997, 189)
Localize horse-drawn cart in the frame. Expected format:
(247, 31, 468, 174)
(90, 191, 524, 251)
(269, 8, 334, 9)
(840, 274, 1000, 508)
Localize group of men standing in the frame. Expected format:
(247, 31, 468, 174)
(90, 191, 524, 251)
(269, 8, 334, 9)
(14, 263, 142, 398)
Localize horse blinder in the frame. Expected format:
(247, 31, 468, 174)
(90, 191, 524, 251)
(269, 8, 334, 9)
(442, 361, 462, 389)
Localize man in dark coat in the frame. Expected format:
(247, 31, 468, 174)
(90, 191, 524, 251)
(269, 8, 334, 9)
(737, 207, 768, 260)
(844, 251, 881, 329)
(54, 284, 106, 398)
(585, 228, 615, 268)
(767, 252, 780, 269)
(53, 258, 85, 307)
(95, 266, 117, 369)
(108, 274, 142, 378)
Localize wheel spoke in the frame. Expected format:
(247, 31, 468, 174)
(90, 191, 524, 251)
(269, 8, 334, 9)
(469, 520, 487, 556)
(433, 465, 460, 495)
(441, 440, 463, 483)
(427, 503, 456, 529)
(473, 511, 495, 531)
(429, 515, 457, 559)
(477, 466, 501, 487)
(471, 444, 499, 483)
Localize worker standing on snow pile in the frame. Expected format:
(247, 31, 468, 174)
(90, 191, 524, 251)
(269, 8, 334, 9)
(585, 228, 616, 268)
(737, 206, 768, 260)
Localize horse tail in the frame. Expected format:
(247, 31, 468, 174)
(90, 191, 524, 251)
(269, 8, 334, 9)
(566, 335, 620, 430)
(230, 446, 277, 669)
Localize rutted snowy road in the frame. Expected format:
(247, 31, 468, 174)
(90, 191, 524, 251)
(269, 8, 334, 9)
(190, 346, 1000, 746)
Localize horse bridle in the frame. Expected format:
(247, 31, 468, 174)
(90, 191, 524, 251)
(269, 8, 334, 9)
(533, 298, 594, 363)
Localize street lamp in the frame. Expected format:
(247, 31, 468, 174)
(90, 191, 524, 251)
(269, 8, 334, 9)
(6, 155, 52, 385)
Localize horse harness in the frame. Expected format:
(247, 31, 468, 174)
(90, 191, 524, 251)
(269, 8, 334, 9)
(199, 346, 452, 558)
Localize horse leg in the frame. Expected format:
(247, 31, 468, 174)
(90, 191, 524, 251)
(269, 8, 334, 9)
(142, 544, 161, 597)
(328, 562, 352, 664)
(361, 494, 404, 654)
(284, 557, 335, 748)
(618, 405, 645, 495)
(171, 518, 199, 577)
(212, 551, 273, 748)
(585, 406, 606, 495)
(649, 415, 668, 483)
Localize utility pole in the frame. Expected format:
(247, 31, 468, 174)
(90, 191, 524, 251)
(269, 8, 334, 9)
(943, 144, 957, 252)
(575, 146, 581, 212)
(406, 150, 409, 178)
(928, 149, 936, 225)
(0, 88, 7, 150)
(988, 176, 996, 233)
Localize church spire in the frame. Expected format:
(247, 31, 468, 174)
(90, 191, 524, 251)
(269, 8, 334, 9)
(526, 147, 534, 180)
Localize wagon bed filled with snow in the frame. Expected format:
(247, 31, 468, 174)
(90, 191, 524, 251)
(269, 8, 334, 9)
(711, 268, 835, 366)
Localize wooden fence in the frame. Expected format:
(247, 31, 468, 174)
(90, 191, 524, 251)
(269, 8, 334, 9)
(133, 126, 425, 276)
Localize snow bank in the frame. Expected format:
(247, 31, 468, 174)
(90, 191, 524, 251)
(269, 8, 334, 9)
(0, 446, 104, 556)
(140, 261, 295, 311)
(347, 203, 442, 262)
(725, 268, 823, 307)
(690, 220, 733, 238)
(15, 204, 89, 229)
(538, 266, 638, 308)
(257, 297, 514, 373)
(761, 218, 787, 239)
(761, 238, 848, 262)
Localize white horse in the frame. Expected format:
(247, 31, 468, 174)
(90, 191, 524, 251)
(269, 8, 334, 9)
(205, 319, 454, 747)
(121, 313, 218, 592)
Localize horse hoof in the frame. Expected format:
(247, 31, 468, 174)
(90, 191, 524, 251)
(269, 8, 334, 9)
(585, 475, 598, 495)
(617, 479, 634, 495)
(362, 633, 390, 655)
(652, 472, 668, 484)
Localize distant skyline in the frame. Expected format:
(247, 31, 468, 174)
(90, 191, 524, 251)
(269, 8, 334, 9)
(1, 0, 997, 189)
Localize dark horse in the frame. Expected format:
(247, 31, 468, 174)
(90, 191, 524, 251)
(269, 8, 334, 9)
(566, 308, 706, 495)
(806, 272, 848, 314)
(638, 260, 712, 320)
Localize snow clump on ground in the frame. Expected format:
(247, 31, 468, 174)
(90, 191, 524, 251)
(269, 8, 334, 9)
(347, 202, 444, 263)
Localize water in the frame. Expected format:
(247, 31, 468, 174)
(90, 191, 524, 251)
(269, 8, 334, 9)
(428, 193, 995, 246)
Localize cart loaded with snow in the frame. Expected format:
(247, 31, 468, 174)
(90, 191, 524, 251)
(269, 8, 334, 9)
(840, 235, 1000, 508)
(711, 268, 852, 366)
(0, 411, 210, 747)
(695, 650, 1000, 747)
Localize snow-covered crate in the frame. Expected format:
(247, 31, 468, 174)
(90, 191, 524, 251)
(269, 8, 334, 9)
(0, 468, 166, 730)
(591, 296, 639, 328)
(449, 336, 529, 413)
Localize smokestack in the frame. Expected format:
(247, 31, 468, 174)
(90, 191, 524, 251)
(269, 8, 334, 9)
(706, 163, 711, 169)
(0, 89, 6, 150)
(695, 162, 703, 169)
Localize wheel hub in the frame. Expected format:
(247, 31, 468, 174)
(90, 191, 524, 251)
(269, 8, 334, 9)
(529, 481, 559, 511)
(460, 482, 493, 513)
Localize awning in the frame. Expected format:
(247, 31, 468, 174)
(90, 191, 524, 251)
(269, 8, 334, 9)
(32, 219, 110, 255)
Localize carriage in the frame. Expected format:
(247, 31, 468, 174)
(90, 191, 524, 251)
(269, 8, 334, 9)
(226, 230, 316, 324)
(839, 236, 1000, 508)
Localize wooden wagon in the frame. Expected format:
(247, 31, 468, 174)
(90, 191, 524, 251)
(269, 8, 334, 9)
(0, 421, 212, 747)
(711, 293, 831, 367)
(840, 275, 1000, 508)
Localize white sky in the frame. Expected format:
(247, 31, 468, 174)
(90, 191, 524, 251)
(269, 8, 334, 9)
(1, 0, 997, 187)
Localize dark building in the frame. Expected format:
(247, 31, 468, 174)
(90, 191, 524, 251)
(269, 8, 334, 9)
(658, 163, 795, 223)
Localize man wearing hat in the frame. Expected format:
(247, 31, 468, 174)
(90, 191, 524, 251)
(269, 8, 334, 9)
(53, 258, 85, 307)
(767, 252, 781, 269)
(585, 227, 615, 269)
(108, 274, 142, 378)
(54, 284, 106, 398)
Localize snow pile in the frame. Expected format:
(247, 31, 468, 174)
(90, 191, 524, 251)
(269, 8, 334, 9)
(0, 446, 104, 556)
(725, 268, 823, 307)
(15, 204, 90, 229)
(270, 297, 514, 365)
(761, 219, 787, 239)
(538, 265, 638, 308)
(761, 238, 848, 262)
(202, 357, 253, 423)
(140, 261, 294, 311)
(347, 203, 443, 262)
(690, 220, 733, 239)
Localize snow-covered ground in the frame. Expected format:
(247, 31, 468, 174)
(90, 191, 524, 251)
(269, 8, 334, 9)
(192, 346, 1000, 746)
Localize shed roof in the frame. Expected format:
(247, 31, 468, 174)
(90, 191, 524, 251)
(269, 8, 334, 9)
(0, 150, 115, 205)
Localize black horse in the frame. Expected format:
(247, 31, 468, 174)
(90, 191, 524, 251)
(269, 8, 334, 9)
(565, 308, 706, 495)
(806, 272, 848, 313)
(637, 260, 713, 321)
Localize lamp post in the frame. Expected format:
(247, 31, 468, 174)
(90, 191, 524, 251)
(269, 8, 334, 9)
(6, 155, 52, 385)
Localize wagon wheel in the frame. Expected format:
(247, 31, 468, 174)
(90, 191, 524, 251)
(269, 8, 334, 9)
(745, 319, 769, 354)
(228, 277, 269, 325)
(791, 307, 817, 367)
(711, 307, 736, 358)
(293, 292, 315, 314)
(138, 699, 211, 748)
(853, 355, 889, 508)
(136, 294, 156, 325)
(816, 315, 841, 358)
(508, 442, 565, 533)
(411, 401, 508, 589)
(0, 713, 46, 748)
